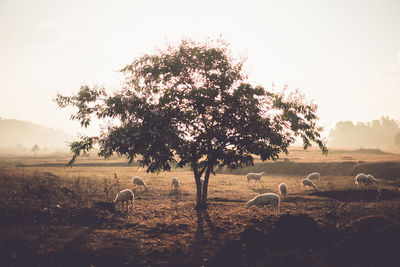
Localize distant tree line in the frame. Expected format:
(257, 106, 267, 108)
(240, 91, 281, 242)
(0, 118, 73, 152)
(329, 116, 400, 150)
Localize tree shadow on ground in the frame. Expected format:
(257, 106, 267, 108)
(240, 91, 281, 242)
(195, 208, 220, 238)
(187, 207, 225, 266)
(311, 189, 399, 202)
(208, 213, 329, 267)
(208, 197, 246, 203)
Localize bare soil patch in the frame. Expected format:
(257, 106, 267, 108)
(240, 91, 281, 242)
(311, 188, 399, 202)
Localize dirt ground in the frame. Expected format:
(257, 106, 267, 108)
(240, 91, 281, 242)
(1, 150, 400, 266)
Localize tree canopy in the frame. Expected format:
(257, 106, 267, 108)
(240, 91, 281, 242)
(56, 39, 327, 207)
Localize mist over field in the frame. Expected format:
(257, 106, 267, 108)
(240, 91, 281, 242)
(0, 118, 73, 153)
(329, 116, 400, 151)
(2, 116, 400, 155)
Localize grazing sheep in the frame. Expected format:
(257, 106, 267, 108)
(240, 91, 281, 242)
(302, 179, 318, 190)
(246, 193, 280, 215)
(355, 173, 368, 188)
(246, 172, 266, 188)
(133, 176, 148, 191)
(171, 176, 181, 192)
(307, 172, 320, 183)
(366, 174, 379, 188)
(113, 189, 134, 211)
(278, 183, 288, 199)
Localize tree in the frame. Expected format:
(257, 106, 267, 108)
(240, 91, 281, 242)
(395, 133, 400, 149)
(56, 39, 327, 208)
(31, 144, 40, 154)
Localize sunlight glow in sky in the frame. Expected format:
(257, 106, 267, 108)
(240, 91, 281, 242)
(1, 0, 399, 137)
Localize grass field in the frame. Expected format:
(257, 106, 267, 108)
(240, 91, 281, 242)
(1, 148, 400, 266)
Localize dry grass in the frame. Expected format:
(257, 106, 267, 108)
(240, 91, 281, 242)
(1, 149, 400, 266)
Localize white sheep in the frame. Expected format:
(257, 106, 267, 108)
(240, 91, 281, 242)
(355, 173, 367, 188)
(307, 172, 320, 183)
(246, 193, 280, 215)
(246, 172, 265, 188)
(200, 177, 205, 187)
(171, 176, 181, 193)
(301, 178, 318, 191)
(278, 183, 288, 199)
(113, 189, 134, 211)
(366, 174, 379, 188)
(133, 176, 148, 191)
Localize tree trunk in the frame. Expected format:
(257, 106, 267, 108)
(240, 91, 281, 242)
(193, 167, 202, 208)
(201, 168, 211, 206)
(193, 164, 210, 209)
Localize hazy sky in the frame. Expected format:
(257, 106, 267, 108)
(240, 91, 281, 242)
(1, 0, 399, 138)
